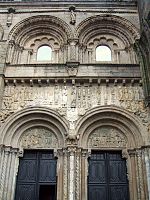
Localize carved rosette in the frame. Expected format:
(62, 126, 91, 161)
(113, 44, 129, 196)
(21, 127, 58, 149)
(88, 127, 127, 148)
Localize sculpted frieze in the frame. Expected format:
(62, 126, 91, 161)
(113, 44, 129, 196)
(21, 127, 58, 149)
(88, 127, 127, 148)
(1, 82, 149, 126)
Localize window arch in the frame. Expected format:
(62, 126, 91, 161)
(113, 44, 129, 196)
(37, 45, 52, 61)
(96, 45, 112, 62)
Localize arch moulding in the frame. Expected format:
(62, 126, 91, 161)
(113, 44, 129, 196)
(0, 106, 69, 149)
(8, 15, 74, 45)
(76, 106, 145, 149)
(75, 14, 140, 45)
(76, 106, 148, 200)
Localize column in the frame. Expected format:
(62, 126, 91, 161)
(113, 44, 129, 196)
(81, 149, 89, 200)
(55, 149, 64, 200)
(75, 148, 81, 200)
(136, 149, 147, 200)
(128, 150, 138, 200)
(63, 149, 68, 200)
(144, 147, 150, 199)
(0, 146, 20, 200)
(68, 147, 76, 200)
(68, 39, 78, 62)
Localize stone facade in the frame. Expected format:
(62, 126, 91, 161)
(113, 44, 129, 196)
(0, 0, 149, 200)
(136, 0, 150, 105)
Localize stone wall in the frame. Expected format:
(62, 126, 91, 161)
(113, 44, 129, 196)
(0, 1, 149, 200)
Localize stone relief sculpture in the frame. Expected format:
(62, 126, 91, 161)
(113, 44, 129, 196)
(21, 127, 58, 148)
(88, 127, 127, 148)
(0, 82, 149, 127)
(69, 6, 76, 25)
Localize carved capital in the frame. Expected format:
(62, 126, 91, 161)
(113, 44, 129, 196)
(122, 149, 129, 159)
(66, 62, 79, 77)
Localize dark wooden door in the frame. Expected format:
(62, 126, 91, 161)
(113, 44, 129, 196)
(88, 151, 130, 200)
(15, 150, 57, 200)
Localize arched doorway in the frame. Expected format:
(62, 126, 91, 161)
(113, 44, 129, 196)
(87, 125, 130, 200)
(76, 106, 148, 200)
(0, 107, 69, 200)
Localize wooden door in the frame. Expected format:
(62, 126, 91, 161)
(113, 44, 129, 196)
(15, 150, 57, 200)
(88, 151, 130, 200)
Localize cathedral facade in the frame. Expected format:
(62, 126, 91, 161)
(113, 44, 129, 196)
(0, 0, 150, 200)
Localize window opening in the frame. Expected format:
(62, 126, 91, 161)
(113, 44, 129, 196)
(96, 45, 112, 62)
(37, 45, 52, 61)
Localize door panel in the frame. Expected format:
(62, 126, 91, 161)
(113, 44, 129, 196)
(88, 151, 130, 200)
(110, 186, 129, 200)
(15, 184, 36, 200)
(15, 150, 57, 200)
(89, 185, 107, 200)
(109, 160, 127, 183)
(89, 161, 106, 183)
(18, 160, 37, 182)
(39, 160, 57, 182)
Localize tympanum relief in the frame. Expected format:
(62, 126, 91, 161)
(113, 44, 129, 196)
(88, 127, 127, 148)
(21, 127, 58, 149)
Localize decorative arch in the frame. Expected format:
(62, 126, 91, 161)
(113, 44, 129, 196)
(9, 15, 73, 44)
(76, 106, 145, 149)
(7, 15, 73, 64)
(76, 15, 140, 64)
(76, 14, 140, 44)
(0, 106, 69, 149)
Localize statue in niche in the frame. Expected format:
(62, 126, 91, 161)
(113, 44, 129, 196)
(69, 6, 76, 25)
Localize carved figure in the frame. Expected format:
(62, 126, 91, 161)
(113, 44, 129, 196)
(69, 7, 76, 25)
(88, 127, 127, 148)
(21, 127, 58, 148)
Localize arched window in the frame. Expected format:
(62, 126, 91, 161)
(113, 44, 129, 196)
(37, 45, 52, 61)
(96, 45, 112, 62)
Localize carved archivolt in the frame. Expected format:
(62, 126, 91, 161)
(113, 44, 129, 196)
(76, 15, 140, 43)
(21, 127, 58, 149)
(7, 15, 73, 64)
(76, 15, 140, 64)
(88, 126, 127, 148)
(77, 106, 145, 148)
(9, 15, 73, 43)
(0, 106, 69, 148)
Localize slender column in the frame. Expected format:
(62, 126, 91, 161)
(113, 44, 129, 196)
(0, 145, 4, 176)
(17, 46, 24, 64)
(8, 149, 20, 200)
(7, 41, 15, 64)
(68, 147, 76, 200)
(128, 150, 138, 200)
(81, 149, 90, 200)
(63, 149, 68, 200)
(6, 41, 13, 63)
(0, 146, 20, 200)
(56, 149, 64, 200)
(143, 147, 150, 200)
(136, 149, 146, 200)
(75, 149, 81, 200)
(27, 49, 33, 64)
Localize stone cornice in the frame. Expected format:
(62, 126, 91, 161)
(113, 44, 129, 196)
(0, 1, 137, 9)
